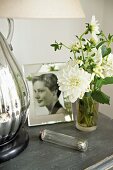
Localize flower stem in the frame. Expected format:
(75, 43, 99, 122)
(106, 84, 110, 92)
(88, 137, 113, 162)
(62, 43, 71, 50)
(101, 32, 111, 47)
(79, 29, 88, 62)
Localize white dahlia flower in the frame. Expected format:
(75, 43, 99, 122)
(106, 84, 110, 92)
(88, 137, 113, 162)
(57, 63, 92, 103)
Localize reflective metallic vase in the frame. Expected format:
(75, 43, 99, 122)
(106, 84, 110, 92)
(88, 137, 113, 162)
(0, 19, 30, 162)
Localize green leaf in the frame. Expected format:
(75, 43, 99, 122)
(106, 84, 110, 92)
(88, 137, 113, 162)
(91, 90, 110, 105)
(96, 41, 106, 49)
(26, 76, 33, 81)
(94, 77, 113, 90)
(108, 34, 113, 41)
(101, 45, 111, 57)
(102, 77, 113, 85)
(82, 38, 85, 41)
(95, 78, 103, 89)
(51, 41, 62, 51)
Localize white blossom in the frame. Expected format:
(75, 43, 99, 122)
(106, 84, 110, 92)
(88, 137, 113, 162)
(93, 47, 102, 65)
(57, 63, 92, 103)
(93, 65, 104, 78)
(90, 16, 100, 43)
(102, 53, 113, 77)
(93, 53, 113, 78)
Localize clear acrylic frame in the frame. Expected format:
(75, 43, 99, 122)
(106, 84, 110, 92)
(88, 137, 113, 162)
(23, 62, 73, 126)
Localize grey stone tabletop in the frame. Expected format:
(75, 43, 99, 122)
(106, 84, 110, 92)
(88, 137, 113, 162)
(0, 113, 113, 170)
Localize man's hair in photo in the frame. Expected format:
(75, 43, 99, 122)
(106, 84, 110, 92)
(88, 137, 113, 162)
(32, 73, 61, 97)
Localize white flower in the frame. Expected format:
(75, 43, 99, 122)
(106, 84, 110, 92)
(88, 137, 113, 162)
(90, 16, 100, 43)
(102, 53, 113, 77)
(90, 16, 100, 33)
(93, 47, 102, 65)
(57, 63, 92, 103)
(93, 65, 104, 78)
(91, 34, 99, 44)
(93, 53, 113, 78)
(68, 58, 83, 66)
(106, 53, 113, 67)
(70, 42, 81, 51)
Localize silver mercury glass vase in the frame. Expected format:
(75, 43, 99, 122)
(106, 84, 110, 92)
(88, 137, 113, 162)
(0, 18, 30, 162)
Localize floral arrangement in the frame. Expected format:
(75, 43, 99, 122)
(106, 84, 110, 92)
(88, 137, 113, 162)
(51, 16, 113, 105)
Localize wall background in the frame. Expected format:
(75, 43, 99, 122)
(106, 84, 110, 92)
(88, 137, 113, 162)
(0, 0, 113, 118)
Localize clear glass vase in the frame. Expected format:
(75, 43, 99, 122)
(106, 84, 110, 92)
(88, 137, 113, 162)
(75, 94, 99, 132)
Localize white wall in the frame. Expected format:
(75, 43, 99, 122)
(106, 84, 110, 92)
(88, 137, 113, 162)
(0, 0, 113, 118)
(98, 0, 113, 118)
(0, 0, 105, 66)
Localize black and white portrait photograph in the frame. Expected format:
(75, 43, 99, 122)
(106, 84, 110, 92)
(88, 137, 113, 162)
(24, 62, 73, 126)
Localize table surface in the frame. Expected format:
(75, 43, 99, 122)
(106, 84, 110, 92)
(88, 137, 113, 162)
(1, 114, 113, 170)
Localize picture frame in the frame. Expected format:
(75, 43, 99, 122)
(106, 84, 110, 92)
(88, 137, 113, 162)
(23, 62, 73, 126)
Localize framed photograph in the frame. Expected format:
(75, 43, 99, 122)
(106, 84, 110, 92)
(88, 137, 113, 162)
(23, 62, 73, 126)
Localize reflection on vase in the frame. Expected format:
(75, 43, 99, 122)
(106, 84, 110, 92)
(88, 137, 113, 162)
(64, 97, 73, 121)
(0, 19, 30, 162)
(73, 93, 99, 132)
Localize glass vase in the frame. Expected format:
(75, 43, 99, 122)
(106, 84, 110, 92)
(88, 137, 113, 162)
(75, 94, 99, 132)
